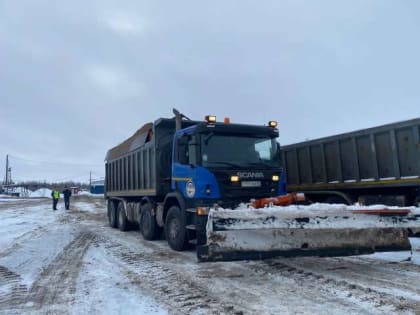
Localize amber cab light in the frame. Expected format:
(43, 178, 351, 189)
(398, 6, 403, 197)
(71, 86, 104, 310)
(205, 115, 216, 123)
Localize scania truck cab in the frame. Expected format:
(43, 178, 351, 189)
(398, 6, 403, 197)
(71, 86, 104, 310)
(105, 111, 286, 252)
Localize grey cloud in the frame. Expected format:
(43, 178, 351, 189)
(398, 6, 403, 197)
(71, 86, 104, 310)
(1, 1, 419, 181)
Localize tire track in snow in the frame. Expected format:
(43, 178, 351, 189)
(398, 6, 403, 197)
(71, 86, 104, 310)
(0, 266, 27, 310)
(0, 226, 48, 259)
(288, 256, 420, 297)
(253, 258, 420, 314)
(21, 230, 95, 313)
(99, 235, 244, 315)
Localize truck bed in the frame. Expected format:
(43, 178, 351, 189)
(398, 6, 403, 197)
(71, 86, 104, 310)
(282, 118, 420, 192)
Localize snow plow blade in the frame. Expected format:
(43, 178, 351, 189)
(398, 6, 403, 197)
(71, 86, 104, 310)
(197, 205, 419, 262)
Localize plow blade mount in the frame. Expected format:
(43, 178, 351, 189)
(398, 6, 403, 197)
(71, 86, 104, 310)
(197, 205, 418, 262)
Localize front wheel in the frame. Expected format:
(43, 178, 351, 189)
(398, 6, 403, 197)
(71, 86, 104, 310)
(165, 206, 188, 251)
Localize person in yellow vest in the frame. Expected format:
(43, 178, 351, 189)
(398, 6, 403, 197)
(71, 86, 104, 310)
(51, 188, 60, 210)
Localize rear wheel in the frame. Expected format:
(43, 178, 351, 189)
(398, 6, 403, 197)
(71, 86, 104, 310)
(108, 200, 118, 228)
(165, 206, 188, 251)
(414, 196, 420, 208)
(324, 196, 347, 205)
(118, 202, 129, 231)
(140, 203, 159, 240)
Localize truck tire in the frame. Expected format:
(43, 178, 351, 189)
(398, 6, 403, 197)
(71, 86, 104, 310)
(414, 196, 420, 208)
(165, 206, 188, 251)
(140, 204, 159, 240)
(324, 196, 347, 205)
(118, 202, 129, 231)
(108, 201, 118, 228)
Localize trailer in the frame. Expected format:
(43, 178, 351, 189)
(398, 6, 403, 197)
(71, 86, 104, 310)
(282, 118, 420, 207)
(105, 111, 420, 262)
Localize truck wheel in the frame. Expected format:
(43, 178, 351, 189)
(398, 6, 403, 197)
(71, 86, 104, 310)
(165, 206, 187, 251)
(140, 204, 159, 240)
(324, 196, 347, 205)
(414, 196, 420, 208)
(118, 202, 129, 231)
(108, 201, 118, 228)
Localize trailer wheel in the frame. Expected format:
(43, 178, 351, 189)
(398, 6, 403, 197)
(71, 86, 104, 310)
(165, 206, 187, 251)
(140, 204, 159, 240)
(414, 196, 420, 208)
(108, 201, 118, 228)
(118, 202, 129, 231)
(324, 196, 347, 205)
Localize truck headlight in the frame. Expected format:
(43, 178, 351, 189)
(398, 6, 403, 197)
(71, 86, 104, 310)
(186, 181, 195, 198)
(230, 175, 239, 182)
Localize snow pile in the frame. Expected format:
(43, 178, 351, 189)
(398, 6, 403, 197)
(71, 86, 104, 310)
(30, 188, 53, 198)
(78, 190, 104, 197)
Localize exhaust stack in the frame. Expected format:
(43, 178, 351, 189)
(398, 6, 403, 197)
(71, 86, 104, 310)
(173, 108, 191, 130)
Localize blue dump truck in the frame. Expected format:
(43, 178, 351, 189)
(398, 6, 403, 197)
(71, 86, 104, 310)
(105, 110, 420, 262)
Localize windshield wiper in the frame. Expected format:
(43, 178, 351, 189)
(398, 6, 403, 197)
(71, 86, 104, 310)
(203, 132, 214, 145)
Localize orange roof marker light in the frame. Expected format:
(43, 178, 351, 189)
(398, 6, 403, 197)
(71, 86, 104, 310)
(224, 117, 231, 124)
(268, 121, 278, 128)
(205, 115, 216, 124)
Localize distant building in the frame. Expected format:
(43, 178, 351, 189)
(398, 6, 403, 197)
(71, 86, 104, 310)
(71, 186, 80, 195)
(90, 180, 104, 194)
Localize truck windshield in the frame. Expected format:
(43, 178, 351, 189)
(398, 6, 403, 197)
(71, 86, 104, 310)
(200, 133, 280, 168)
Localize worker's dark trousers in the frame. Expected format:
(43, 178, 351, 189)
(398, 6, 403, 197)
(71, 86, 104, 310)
(52, 199, 58, 210)
(64, 198, 70, 210)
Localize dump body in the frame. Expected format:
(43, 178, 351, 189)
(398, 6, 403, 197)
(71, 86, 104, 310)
(105, 118, 197, 199)
(282, 118, 420, 206)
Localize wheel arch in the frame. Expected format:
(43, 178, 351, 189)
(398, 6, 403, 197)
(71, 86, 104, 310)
(302, 191, 353, 205)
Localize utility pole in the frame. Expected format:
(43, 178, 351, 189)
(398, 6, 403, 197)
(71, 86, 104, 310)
(89, 171, 92, 190)
(3, 154, 12, 194)
(4, 154, 12, 185)
(3, 154, 9, 186)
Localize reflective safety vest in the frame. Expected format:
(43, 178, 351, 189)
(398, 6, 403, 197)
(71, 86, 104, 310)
(53, 191, 60, 199)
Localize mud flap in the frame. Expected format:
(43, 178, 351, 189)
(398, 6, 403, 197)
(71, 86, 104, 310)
(197, 206, 417, 262)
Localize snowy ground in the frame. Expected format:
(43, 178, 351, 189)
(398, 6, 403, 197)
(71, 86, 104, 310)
(0, 196, 420, 314)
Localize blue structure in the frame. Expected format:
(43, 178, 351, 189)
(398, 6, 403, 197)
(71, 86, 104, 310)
(90, 180, 104, 194)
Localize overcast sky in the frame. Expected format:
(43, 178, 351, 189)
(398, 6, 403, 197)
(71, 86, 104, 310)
(1, 1, 419, 183)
